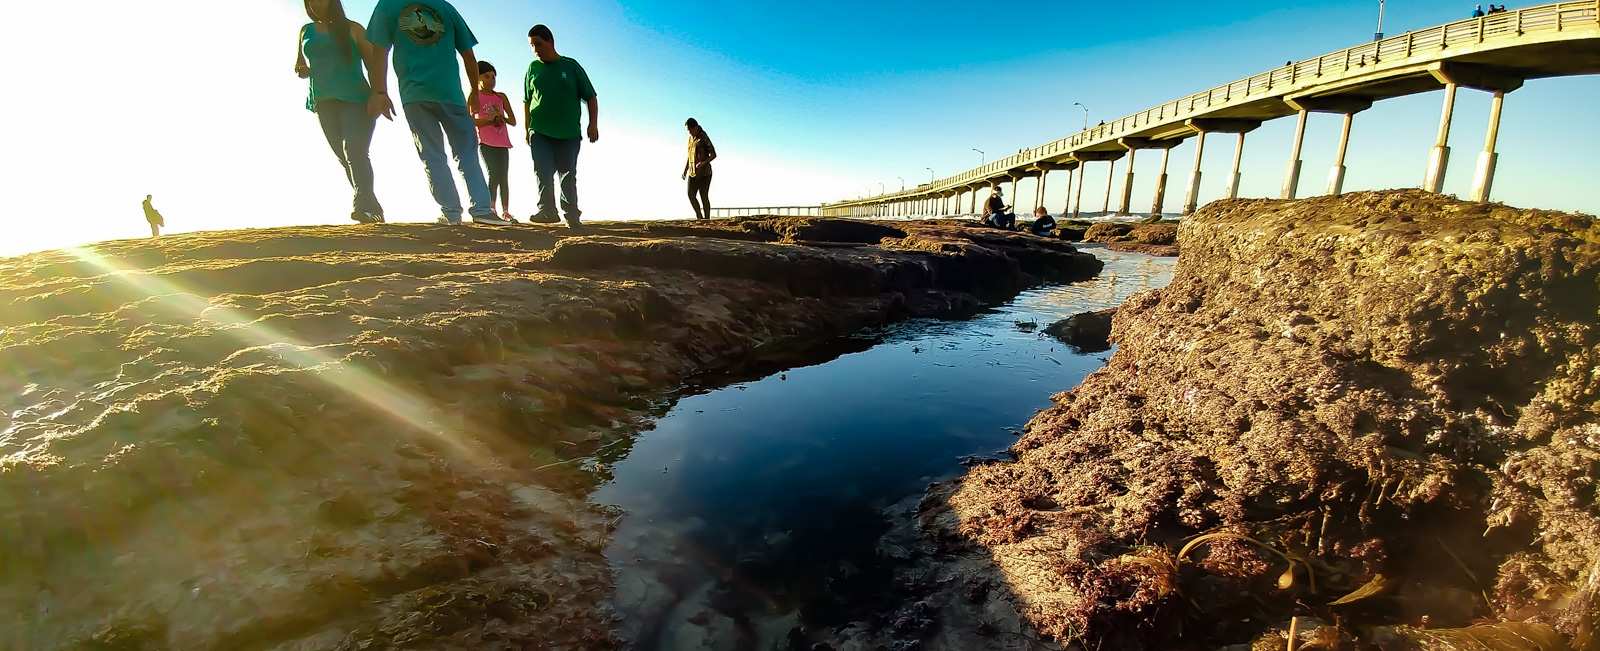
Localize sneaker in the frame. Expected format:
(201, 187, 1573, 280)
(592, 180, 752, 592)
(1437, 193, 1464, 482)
(527, 213, 561, 224)
(436, 216, 462, 226)
(351, 211, 384, 225)
(564, 217, 583, 230)
(471, 214, 514, 226)
(502, 211, 519, 224)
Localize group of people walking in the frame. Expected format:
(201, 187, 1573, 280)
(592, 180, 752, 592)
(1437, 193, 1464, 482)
(1472, 4, 1510, 17)
(295, 0, 718, 228)
(296, 0, 619, 228)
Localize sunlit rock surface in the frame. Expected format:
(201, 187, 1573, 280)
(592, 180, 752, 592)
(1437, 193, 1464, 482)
(0, 218, 1099, 649)
(884, 191, 1597, 649)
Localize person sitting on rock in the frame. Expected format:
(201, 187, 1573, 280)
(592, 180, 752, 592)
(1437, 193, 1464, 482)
(984, 187, 1016, 230)
(1027, 206, 1057, 237)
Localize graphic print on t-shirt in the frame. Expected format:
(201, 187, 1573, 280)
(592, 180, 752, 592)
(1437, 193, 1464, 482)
(398, 4, 446, 46)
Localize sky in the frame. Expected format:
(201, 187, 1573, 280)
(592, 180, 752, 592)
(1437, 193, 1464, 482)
(3, 0, 1596, 256)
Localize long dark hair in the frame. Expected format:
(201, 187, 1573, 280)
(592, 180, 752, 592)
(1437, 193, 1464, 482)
(305, 0, 353, 62)
(686, 118, 705, 139)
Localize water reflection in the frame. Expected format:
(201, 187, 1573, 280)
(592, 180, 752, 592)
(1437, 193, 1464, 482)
(596, 246, 1176, 649)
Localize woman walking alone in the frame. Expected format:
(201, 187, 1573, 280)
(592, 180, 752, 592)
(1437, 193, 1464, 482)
(295, 0, 387, 224)
(682, 118, 716, 220)
(473, 61, 517, 223)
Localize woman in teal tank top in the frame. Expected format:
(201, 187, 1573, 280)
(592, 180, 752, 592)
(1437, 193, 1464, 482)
(295, 0, 389, 224)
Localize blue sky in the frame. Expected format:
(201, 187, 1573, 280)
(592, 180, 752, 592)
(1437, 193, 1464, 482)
(4, 0, 1595, 255)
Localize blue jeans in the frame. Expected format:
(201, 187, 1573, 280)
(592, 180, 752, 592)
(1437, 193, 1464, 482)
(402, 101, 492, 221)
(315, 100, 383, 217)
(530, 133, 582, 224)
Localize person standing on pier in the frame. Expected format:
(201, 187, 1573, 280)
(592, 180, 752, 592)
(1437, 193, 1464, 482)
(142, 195, 164, 238)
(1472, 4, 1485, 17)
(683, 118, 716, 220)
(366, 0, 506, 226)
(524, 24, 599, 228)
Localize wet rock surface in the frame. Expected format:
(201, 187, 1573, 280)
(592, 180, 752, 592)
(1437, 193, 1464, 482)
(0, 218, 1100, 649)
(1042, 309, 1116, 352)
(1082, 220, 1180, 256)
(849, 191, 1598, 649)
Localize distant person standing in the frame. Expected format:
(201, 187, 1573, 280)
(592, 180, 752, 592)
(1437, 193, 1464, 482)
(1473, 4, 1485, 17)
(296, 0, 386, 225)
(682, 118, 717, 220)
(474, 61, 517, 223)
(524, 24, 599, 228)
(142, 195, 164, 238)
(366, 0, 507, 225)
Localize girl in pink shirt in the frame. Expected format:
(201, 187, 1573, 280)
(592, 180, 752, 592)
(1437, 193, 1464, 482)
(474, 61, 517, 222)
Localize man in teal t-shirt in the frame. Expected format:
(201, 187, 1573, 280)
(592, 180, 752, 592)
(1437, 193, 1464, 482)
(524, 24, 598, 228)
(366, 0, 505, 225)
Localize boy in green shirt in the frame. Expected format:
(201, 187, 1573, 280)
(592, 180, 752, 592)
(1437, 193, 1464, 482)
(524, 24, 599, 227)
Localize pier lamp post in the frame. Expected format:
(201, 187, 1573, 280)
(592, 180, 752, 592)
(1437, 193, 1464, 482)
(1073, 102, 1089, 130)
(1374, 0, 1386, 40)
(878, 182, 885, 195)
(972, 148, 985, 165)
(897, 176, 906, 191)
(925, 168, 935, 184)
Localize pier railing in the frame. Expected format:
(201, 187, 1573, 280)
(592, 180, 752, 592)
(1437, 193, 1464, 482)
(707, 206, 822, 218)
(828, 0, 1600, 210)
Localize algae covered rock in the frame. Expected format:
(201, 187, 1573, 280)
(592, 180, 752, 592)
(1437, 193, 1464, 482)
(942, 190, 1600, 649)
(1081, 220, 1179, 256)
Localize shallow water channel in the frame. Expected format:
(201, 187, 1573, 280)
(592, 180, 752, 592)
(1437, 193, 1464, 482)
(595, 247, 1177, 649)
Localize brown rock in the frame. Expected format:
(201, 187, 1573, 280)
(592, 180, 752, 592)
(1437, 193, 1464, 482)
(1043, 309, 1116, 352)
(940, 190, 1600, 649)
(0, 217, 1100, 649)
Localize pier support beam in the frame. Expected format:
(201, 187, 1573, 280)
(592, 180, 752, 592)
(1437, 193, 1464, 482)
(1035, 171, 1048, 213)
(970, 187, 978, 214)
(1328, 112, 1355, 196)
(1118, 148, 1138, 216)
(1152, 147, 1172, 218)
(1072, 164, 1086, 218)
(1226, 132, 1247, 200)
(1183, 131, 1207, 215)
(1426, 64, 1522, 203)
(1424, 82, 1458, 193)
(1284, 96, 1371, 198)
(1102, 159, 1116, 214)
(1471, 90, 1505, 202)
(1068, 151, 1123, 218)
(1283, 110, 1307, 199)
(1010, 177, 1020, 212)
(1062, 164, 1076, 216)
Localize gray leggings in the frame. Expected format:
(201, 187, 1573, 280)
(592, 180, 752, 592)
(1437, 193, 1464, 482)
(480, 144, 510, 209)
(316, 100, 383, 217)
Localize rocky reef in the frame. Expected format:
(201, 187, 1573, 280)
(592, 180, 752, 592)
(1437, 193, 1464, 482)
(879, 191, 1599, 649)
(1081, 220, 1180, 256)
(0, 218, 1099, 649)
